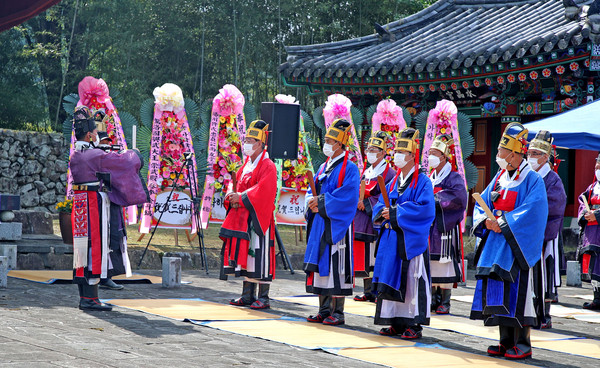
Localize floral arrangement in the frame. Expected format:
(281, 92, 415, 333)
(322, 94, 363, 169)
(157, 111, 190, 190)
(280, 131, 310, 189)
(210, 84, 245, 193)
(153, 83, 185, 113)
(212, 115, 243, 192)
(427, 99, 457, 136)
(77, 76, 122, 147)
(371, 99, 407, 161)
(55, 198, 73, 213)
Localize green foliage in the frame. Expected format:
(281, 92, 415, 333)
(62, 94, 79, 116)
(463, 160, 479, 190)
(139, 98, 154, 127)
(312, 106, 325, 132)
(244, 104, 257, 127)
(350, 106, 364, 136)
(184, 98, 200, 129)
(118, 111, 138, 148)
(301, 109, 313, 132)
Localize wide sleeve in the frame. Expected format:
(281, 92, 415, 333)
(472, 172, 500, 238)
(497, 173, 548, 270)
(241, 160, 278, 237)
(578, 184, 594, 227)
(544, 172, 567, 242)
(389, 173, 436, 260)
(434, 172, 468, 233)
(317, 162, 360, 245)
(100, 150, 147, 206)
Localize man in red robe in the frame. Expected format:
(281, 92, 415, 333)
(221, 120, 278, 309)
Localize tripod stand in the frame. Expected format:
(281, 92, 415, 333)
(137, 153, 208, 273)
(274, 225, 294, 274)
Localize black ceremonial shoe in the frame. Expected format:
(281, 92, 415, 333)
(79, 298, 113, 311)
(99, 279, 124, 290)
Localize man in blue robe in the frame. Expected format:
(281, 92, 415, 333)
(304, 119, 360, 326)
(372, 127, 435, 339)
(471, 123, 548, 360)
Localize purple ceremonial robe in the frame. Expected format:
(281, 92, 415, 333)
(354, 165, 397, 243)
(429, 171, 467, 257)
(71, 148, 148, 207)
(543, 170, 566, 243)
(578, 182, 600, 282)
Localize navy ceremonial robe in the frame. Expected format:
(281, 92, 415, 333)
(471, 161, 548, 327)
(371, 167, 435, 326)
(304, 153, 360, 296)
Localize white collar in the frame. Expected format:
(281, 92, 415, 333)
(399, 166, 415, 186)
(325, 152, 345, 171)
(75, 141, 94, 151)
(364, 160, 387, 179)
(538, 162, 551, 179)
(430, 162, 451, 186)
(498, 159, 531, 190)
(594, 181, 600, 195)
(242, 151, 269, 175)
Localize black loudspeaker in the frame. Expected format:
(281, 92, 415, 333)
(261, 102, 300, 160)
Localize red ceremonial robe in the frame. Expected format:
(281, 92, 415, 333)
(220, 152, 278, 281)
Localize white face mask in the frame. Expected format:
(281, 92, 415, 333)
(243, 143, 256, 157)
(527, 157, 541, 171)
(394, 152, 409, 168)
(428, 155, 441, 169)
(366, 152, 379, 165)
(323, 143, 335, 157)
(496, 154, 511, 170)
(92, 133, 100, 147)
(596, 169, 600, 182)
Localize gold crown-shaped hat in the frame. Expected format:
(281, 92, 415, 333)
(367, 131, 388, 151)
(499, 122, 528, 154)
(430, 134, 455, 158)
(395, 127, 419, 154)
(325, 118, 352, 146)
(528, 130, 553, 156)
(246, 120, 269, 143)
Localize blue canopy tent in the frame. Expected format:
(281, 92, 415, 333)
(518, 100, 600, 151)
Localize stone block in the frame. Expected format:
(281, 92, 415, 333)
(0, 244, 17, 269)
(0, 256, 7, 288)
(162, 256, 181, 288)
(13, 210, 53, 234)
(567, 260, 582, 287)
(0, 222, 22, 241)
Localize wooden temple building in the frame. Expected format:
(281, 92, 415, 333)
(279, 0, 600, 219)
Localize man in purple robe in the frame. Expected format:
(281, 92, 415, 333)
(577, 153, 600, 310)
(527, 130, 566, 328)
(70, 106, 148, 311)
(353, 131, 396, 302)
(428, 134, 468, 315)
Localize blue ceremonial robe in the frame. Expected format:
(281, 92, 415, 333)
(471, 161, 548, 326)
(304, 155, 360, 295)
(372, 169, 435, 302)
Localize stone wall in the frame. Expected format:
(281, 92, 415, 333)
(0, 129, 68, 213)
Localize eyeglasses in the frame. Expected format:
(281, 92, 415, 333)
(527, 151, 544, 158)
(365, 147, 382, 153)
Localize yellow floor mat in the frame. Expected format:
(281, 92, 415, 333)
(8, 270, 162, 284)
(107, 298, 279, 321)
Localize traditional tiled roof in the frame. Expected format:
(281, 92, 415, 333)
(280, 0, 595, 85)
